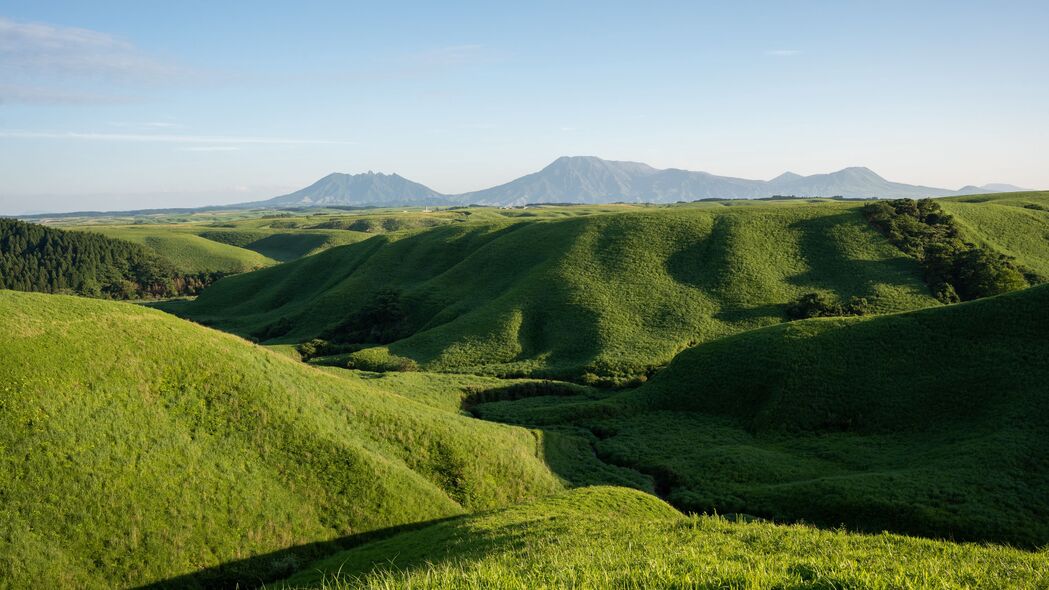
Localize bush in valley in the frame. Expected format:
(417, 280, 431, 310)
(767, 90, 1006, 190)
(0, 218, 223, 299)
(295, 338, 364, 361)
(322, 288, 410, 344)
(786, 292, 871, 320)
(461, 380, 590, 410)
(863, 199, 1032, 302)
(344, 347, 419, 372)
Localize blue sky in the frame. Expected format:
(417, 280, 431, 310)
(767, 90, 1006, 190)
(0, 0, 1047, 213)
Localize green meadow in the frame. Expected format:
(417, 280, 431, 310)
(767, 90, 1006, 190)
(474, 284, 1049, 546)
(282, 487, 1049, 589)
(164, 201, 939, 383)
(0, 291, 566, 588)
(3, 192, 1049, 588)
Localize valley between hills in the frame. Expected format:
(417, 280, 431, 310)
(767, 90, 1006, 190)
(2, 191, 1049, 588)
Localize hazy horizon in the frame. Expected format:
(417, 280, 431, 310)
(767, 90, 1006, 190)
(2, 1, 1047, 214)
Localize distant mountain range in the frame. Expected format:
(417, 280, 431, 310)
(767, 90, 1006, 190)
(241, 156, 1027, 209)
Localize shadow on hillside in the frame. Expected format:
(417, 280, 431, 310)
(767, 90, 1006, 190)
(133, 516, 460, 590)
(786, 212, 928, 298)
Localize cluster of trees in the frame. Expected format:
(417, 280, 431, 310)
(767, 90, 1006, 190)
(0, 219, 223, 299)
(786, 292, 872, 320)
(321, 288, 411, 344)
(863, 199, 1032, 302)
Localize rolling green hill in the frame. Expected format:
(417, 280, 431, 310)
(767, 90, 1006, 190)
(940, 191, 1049, 278)
(78, 225, 277, 274)
(0, 291, 565, 588)
(474, 284, 1049, 546)
(164, 202, 938, 383)
(74, 222, 373, 274)
(280, 487, 1048, 589)
(195, 227, 369, 262)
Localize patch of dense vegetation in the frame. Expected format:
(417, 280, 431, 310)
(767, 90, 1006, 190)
(163, 204, 937, 383)
(281, 487, 1049, 589)
(0, 219, 220, 298)
(0, 291, 564, 588)
(474, 285, 1049, 547)
(321, 288, 411, 344)
(863, 198, 1034, 302)
(785, 291, 871, 319)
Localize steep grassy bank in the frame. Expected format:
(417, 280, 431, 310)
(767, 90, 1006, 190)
(474, 285, 1049, 546)
(165, 203, 937, 382)
(0, 291, 565, 588)
(281, 487, 1049, 589)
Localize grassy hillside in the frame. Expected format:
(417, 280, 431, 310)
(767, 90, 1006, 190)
(195, 227, 369, 262)
(940, 191, 1049, 278)
(165, 203, 938, 383)
(280, 487, 1048, 589)
(0, 291, 566, 588)
(79, 225, 277, 274)
(75, 222, 373, 273)
(475, 284, 1049, 546)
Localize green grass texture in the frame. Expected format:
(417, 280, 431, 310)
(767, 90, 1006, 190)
(0, 291, 566, 588)
(475, 284, 1049, 546)
(76, 225, 277, 274)
(165, 202, 938, 382)
(281, 486, 1049, 589)
(940, 191, 1049, 278)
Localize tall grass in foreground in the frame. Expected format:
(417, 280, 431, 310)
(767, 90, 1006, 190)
(284, 487, 1049, 590)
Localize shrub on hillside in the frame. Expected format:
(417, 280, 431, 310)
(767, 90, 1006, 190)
(295, 338, 364, 361)
(786, 293, 870, 320)
(344, 347, 419, 372)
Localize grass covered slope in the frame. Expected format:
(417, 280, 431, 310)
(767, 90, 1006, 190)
(167, 203, 937, 382)
(195, 227, 370, 262)
(0, 291, 564, 588)
(76, 224, 372, 273)
(79, 225, 277, 274)
(940, 191, 1049, 278)
(477, 285, 1049, 546)
(281, 487, 1049, 589)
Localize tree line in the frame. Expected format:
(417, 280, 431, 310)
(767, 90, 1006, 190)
(0, 218, 223, 299)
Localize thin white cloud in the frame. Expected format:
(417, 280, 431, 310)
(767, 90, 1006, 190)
(765, 49, 802, 57)
(0, 16, 185, 79)
(177, 146, 240, 152)
(0, 84, 140, 104)
(107, 120, 185, 130)
(0, 130, 353, 145)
